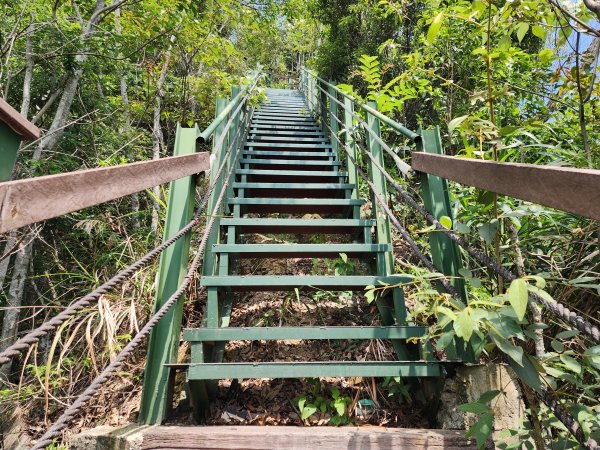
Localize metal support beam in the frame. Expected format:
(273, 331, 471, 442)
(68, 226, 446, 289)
(343, 97, 359, 200)
(0, 122, 21, 182)
(139, 124, 197, 424)
(365, 101, 394, 275)
(327, 81, 339, 154)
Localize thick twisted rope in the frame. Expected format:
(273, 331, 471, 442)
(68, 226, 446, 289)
(30, 110, 252, 450)
(0, 98, 250, 367)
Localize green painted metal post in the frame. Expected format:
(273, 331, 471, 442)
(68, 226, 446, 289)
(139, 124, 197, 424)
(366, 101, 394, 276)
(327, 82, 339, 154)
(419, 126, 474, 362)
(418, 127, 467, 301)
(319, 80, 328, 127)
(225, 87, 241, 208)
(0, 122, 21, 181)
(343, 98, 359, 200)
(203, 96, 229, 279)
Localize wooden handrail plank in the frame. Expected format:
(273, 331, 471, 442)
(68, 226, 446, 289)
(0, 98, 40, 140)
(0, 152, 209, 233)
(411, 152, 600, 220)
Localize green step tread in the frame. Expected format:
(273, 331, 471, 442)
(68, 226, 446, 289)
(242, 150, 334, 158)
(211, 243, 390, 258)
(239, 158, 341, 166)
(186, 361, 441, 379)
(200, 275, 408, 291)
(183, 326, 427, 341)
(247, 136, 328, 142)
(219, 218, 373, 234)
(233, 182, 353, 190)
(236, 169, 346, 177)
(244, 143, 332, 149)
(228, 198, 363, 206)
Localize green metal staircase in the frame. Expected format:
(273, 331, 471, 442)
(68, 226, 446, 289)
(184, 88, 440, 418)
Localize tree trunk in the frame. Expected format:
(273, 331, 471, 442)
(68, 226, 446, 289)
(115, 7, 141, 230)
(150, 52, 171, 232)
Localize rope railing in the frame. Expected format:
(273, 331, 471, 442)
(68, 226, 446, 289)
(314, 92, 599, 450)
(0, 81, 258, 367)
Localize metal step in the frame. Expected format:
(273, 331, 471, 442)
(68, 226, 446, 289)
(250, 130, 326, 137)
(247, 136, 328, 142)
(250, 124, 321, 131)
(200, 274, 408, 291)
(219, 218, 374, 235)
(236, 169, 347, 183)
(244, 142, 332, 149)
(242, 150, 334, 160)
(227, 197, 362, 215)
(186, 361, 442, 379)
(211, 243, 390, 258)
(184, 326, 427, 342)
(233, 182, 352, 198)
(238, 158, 340, 171)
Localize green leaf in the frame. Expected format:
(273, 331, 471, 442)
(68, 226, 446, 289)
(439, 215, 452, 229)
(507, 279, 528, 321)
(477, 221, 498, 245)
(478, 390, 501, 404)
(515, 22, 529, 43)
(538, 48, 556, 64)
(551, 340, 565, 353)
(498, 34, 511, 52)
(457, 402, 491, 413)
(556, 330, 579, 340)
(436, 331, 455, 351)
(427, 12, 445, 45)
(465, 412, 494, 448)
(454, 308, 475, 341)
(560, 354, 582, 375)
(448, 115, 468, 134)
(300, 404, 317, 420)
(508, 354, 542, 393)
(532, 25, 546, 40)
(490, 332, 525, 367)
(365, 289, 375, 304)
(339, 253, 348, 263)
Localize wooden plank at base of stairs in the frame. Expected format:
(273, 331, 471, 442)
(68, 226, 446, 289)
(141, 425, 476, 449)
(187, 361, 441, 379)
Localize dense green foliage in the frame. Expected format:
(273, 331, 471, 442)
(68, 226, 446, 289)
(0, 0, 599, 448)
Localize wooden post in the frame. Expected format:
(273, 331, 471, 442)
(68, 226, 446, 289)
(139, 124, 197, 424)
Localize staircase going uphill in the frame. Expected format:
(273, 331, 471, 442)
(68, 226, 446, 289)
(183, 88, 441, 418)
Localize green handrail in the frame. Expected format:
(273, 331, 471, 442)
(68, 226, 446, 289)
(302, 68, 420, 142)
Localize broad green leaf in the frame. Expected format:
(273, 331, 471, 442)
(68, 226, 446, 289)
(436, 331, 455, 351)
(507, 279, 528, 321)
(454, 308, 475, 341)
(300, 404, 317, 420)
(498, 34, 511, 52)
(478, 390, 501, 404)
(515, 22, 529, 43)
(508, 354, 542, 393)
(532, 25, 546, 40)
(490, 332, 525, 367)
(427, 12, 445, 45)
(448, 115, 468, 133)
(439, 215, 452, 229)
(457, 402, 491, 413)
(465, 412, 494, 448)
(477, 221, 498, 245)
(560, 354, 582, 375)
(556, 330, 579, 340)
(365, 289, 375, 303)
(551, 340, 565, 353)
(339, 252, 348, 263)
